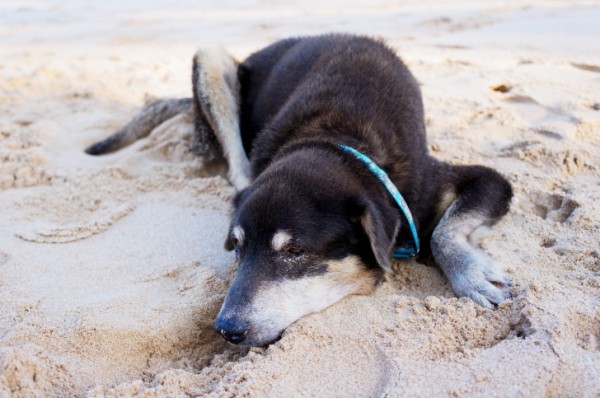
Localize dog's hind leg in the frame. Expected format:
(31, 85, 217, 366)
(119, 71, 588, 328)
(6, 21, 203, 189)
(431, 165, 513, 308)
(85, 98, 193, 155)
(193, 47, 250, 190)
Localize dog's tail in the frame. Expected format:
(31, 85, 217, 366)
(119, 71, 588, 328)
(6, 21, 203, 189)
(84, 46, 246, 188)
(85, 97, 193, 155)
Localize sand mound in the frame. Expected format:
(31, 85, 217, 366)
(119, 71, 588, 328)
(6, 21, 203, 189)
(1, 1, 599, 397)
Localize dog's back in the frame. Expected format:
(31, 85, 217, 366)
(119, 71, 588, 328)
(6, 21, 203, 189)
(239, 35, 427, 184)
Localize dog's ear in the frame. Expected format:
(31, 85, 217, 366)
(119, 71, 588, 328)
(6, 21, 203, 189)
(224, 188, 248, 251)
(351, 198, 400, 273)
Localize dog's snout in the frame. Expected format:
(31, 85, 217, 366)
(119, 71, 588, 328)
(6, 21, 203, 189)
(214, 316, 249, 344)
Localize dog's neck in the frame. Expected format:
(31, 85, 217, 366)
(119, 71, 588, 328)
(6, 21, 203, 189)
(338, 144, 420, 258)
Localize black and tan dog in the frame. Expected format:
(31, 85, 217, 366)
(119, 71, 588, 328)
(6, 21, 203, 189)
(86, 34, 513, 347)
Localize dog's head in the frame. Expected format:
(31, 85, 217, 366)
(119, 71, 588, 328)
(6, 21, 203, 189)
(215, 154, 400, 346)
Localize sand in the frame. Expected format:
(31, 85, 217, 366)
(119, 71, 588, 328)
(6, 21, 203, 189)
(1, 1, 599, 397)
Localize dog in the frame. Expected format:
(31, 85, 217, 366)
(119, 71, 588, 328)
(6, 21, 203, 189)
(86, 34, 513, 347)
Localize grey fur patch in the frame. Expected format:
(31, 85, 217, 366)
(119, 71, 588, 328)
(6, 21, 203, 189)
(85, 98, 193, 155)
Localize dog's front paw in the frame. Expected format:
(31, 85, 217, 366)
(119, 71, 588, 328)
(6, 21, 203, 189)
(449, 260, 512, 309)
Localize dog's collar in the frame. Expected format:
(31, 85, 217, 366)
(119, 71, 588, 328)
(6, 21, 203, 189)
(338, 144, 420, 258)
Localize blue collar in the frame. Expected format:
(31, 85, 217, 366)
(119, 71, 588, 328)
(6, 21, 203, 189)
(338, 144, 420, 258)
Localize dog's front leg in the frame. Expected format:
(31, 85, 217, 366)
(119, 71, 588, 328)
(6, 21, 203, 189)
(431, 166, 513, 308)
(193, 47, 250, 190)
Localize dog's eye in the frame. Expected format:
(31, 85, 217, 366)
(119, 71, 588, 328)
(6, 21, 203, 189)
(287, 247, 304, 256)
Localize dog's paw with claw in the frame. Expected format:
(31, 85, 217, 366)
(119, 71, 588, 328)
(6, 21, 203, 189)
(449, 260, 512, 309)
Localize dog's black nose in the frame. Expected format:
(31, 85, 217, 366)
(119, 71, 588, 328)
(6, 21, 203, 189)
(214, 317, 249, 344)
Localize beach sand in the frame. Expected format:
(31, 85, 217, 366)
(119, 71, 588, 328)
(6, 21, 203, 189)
(1, 1, 599, 396)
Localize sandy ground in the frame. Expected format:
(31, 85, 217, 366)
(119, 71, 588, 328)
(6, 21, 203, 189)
(1, 1, 599, 397)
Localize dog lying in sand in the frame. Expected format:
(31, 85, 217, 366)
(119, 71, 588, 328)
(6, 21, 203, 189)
(86, 34, 513, 347)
